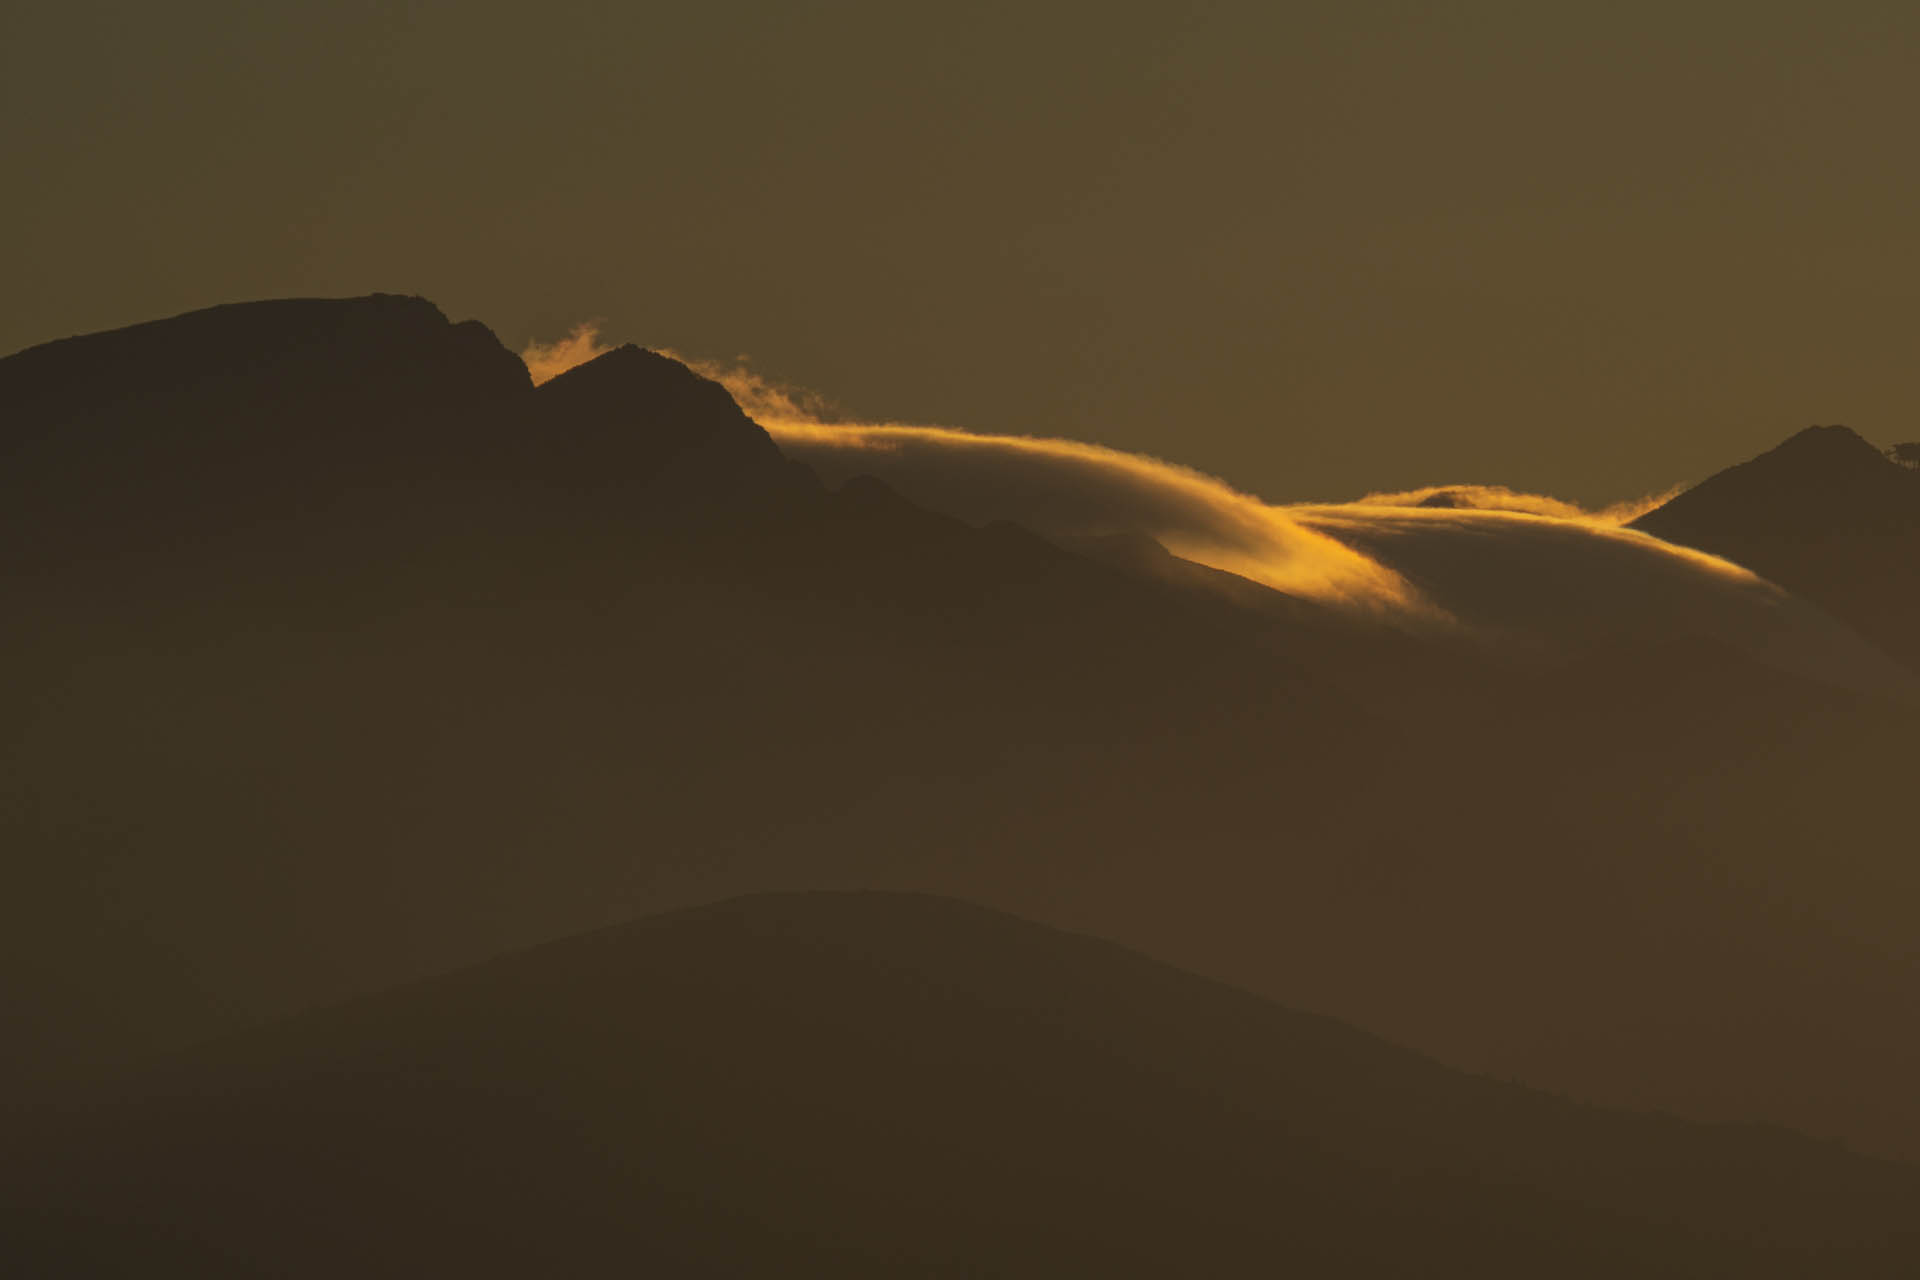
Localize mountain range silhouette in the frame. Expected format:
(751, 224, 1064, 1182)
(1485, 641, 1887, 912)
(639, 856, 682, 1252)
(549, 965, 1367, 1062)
(4, 296, 1919, 1269)
(9, 892, 1918, 1276)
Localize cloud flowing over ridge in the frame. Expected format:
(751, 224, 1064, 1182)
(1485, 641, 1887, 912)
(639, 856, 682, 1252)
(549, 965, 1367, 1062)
(1354, 484, 1681, 525)
(519, 329, 1916, 694)
(667, 350, 1426, 613)
(679, 349, 1737, 624)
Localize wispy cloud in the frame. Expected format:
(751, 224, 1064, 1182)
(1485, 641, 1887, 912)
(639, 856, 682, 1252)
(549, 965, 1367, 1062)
(521, 322, 612, 386)
(1353, 484, 1684, 526)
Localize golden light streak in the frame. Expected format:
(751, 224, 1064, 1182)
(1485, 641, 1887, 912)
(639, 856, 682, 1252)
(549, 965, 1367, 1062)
(675, 356, 1435, 617)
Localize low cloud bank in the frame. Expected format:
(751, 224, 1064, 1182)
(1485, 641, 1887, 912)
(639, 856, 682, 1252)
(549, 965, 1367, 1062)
(769, 419, 1426, 612)
(518, 332, 1913, 694)
(683, 353, 1739, 634)
(739, 366, 1906, 692)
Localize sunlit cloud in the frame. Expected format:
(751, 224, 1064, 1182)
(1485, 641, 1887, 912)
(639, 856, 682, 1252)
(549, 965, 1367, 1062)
(680, 353, 844, 426)
(1355, 483, 1683, 526)
(527, 336, 1914, 696)
(1282, 501, 1918, 694)
(1290, 502, 1756, 583)
(668, 353, 1432, 616)
(521, 322, 613, 386)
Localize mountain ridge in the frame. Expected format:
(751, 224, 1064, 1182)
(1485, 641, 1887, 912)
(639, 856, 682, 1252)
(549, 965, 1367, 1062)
(6, 294, 1920, 1175)
(1631, 423, 1920, 669)
(10, 891, 1917, 1277)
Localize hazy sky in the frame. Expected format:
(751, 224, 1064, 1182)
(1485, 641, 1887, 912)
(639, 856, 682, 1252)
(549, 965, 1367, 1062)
(6, 1, 1916, 503)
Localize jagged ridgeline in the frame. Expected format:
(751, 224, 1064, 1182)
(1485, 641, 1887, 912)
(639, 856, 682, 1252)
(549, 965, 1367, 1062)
(4, 299, 1920, 1273)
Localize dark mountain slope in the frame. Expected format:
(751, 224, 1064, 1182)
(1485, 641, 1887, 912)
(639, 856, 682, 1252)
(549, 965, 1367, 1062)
(1631, 426, 1920, 669)
(0, 299, 1356, 1095)
(8, 893, 1917, 1278)
(0, 295, 530, 566)
(6, 297, 1920, 1167)
(0, 294, 526, 431)
(530, 342, 812, 508)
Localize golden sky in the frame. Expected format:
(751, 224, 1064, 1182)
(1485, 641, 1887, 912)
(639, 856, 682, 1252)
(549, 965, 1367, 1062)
(5, 1, 1916, 504)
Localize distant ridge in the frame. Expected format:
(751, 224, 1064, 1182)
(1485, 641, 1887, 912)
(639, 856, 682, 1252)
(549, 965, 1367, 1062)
(0, 293, 529, 424)
(8, 293, 1920, 1188)
(0, 299, 828, 573)
(8, 892, 1917, 1277)
(0, 294, 534, 567)
(1636, 426, 1920, 535)
(1632, 425, 1920, 668)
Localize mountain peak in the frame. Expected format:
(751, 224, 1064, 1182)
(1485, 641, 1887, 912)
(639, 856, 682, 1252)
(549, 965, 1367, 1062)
(535, 344, 756, 431)
(539, 343, 721, 399)
(1628, 423, 1920, 672)
(1632, 423, 1919, 545)
(531, 345, 811, 504)
(1764, 423, 1892, 469)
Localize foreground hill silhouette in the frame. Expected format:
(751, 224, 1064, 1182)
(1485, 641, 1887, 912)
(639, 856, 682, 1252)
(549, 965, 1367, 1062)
(0, 294, 1358, 1084)
(1632, 425, 1920, 671)
(9, 893, 1918, 1277)
(5, 296, 1920, 1168)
